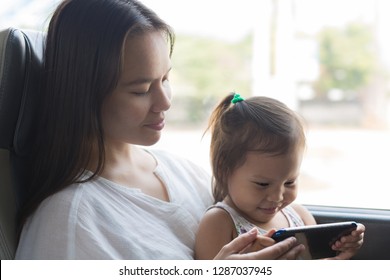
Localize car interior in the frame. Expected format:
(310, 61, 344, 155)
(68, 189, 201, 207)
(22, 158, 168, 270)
(0, 27, 44, 259)
(0, 27, 389, 260)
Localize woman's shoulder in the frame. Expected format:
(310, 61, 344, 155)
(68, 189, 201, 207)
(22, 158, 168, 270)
(37, 182, 89, 212)
(15, 181, 97, 259)
(35, 178, 111, 218)
(21, 179, 114, 234)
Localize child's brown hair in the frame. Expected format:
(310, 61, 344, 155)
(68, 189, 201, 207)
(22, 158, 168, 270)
(207, 93, 306, 202)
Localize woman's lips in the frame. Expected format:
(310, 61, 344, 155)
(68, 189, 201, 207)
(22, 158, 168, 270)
(145, 120, 165, 131)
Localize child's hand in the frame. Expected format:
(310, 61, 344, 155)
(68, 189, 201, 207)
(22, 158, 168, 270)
(240, 229, 277, 254)
(328, 223, 365, 260)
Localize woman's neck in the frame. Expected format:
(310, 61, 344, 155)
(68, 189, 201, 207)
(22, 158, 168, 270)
(94, 142, 168, 200)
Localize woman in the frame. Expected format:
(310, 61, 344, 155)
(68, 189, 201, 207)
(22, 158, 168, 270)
(15, 0, 304, 259)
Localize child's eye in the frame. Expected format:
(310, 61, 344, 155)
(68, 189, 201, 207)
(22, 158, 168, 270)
(255, 182, 269, 187)
(285, 180, 296, 186)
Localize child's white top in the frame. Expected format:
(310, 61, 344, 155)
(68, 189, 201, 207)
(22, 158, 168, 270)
(209, 202, 305, 235)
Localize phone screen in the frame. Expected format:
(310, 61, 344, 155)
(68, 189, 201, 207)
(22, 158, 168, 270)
(271, 221, 357, 259)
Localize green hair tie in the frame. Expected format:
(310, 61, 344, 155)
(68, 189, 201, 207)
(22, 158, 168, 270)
(231, 93, 245, 104)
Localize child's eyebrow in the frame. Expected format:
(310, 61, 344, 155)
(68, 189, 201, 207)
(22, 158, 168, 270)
(251, 175, 272, 181)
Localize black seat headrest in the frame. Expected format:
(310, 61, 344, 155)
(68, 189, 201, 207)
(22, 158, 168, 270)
(0, 28, 44, 156)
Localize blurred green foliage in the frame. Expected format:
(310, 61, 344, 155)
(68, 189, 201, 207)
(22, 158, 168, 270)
(168, 22, 381, 125)
(313, 22, 377, 100)
(169, 34, 253, 124)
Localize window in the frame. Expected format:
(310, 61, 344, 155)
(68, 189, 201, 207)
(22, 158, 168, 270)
(2, 0, 389, 210)
(151, 0, 390, 210)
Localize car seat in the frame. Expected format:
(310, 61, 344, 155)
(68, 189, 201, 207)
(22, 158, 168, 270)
(0, 28, 44, 259)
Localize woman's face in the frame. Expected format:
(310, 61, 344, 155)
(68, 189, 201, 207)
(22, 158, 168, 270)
(101, 31, 172, 146)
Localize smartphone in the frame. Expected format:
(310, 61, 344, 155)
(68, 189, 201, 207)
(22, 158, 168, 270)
(271, 221, 358, 259)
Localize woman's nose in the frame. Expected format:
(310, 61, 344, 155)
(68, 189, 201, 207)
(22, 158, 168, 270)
(151, 82, 171, 112)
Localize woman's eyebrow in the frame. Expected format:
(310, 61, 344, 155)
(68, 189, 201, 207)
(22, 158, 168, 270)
(123, 67, 172, 86)
(124, 78, 153, 86)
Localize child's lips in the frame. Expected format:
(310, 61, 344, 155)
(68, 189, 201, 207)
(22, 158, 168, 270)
(258, 206, 279, 215)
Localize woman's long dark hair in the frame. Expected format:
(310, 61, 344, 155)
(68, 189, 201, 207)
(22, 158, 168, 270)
(17, 0, 174, 234)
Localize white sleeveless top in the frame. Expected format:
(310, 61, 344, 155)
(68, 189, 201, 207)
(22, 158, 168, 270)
(209, 202, 305, 235)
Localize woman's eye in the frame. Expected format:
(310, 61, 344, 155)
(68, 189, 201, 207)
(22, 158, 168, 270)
(130, 88, 149, 96)
(133, 92, 148, 96)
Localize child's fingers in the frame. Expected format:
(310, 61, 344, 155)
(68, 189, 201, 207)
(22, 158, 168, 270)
(240, 232, 276, 253)
(263, 229, 277, 238)
(328, 250, 356, 260)
(355, 223, 366, 233)
(339, 233, 364, 244)
(329, 223, 365, 259)
(333, 227, 364, 247)
(332, 233, 364, 251)
(256, 235, 276, 247)
(332, 241, 362, 251)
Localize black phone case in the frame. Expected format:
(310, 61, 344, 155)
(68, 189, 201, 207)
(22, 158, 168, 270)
(271, 221, 357, 259)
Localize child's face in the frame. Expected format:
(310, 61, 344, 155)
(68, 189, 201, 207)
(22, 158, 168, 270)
(225, 147, 303, 225)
